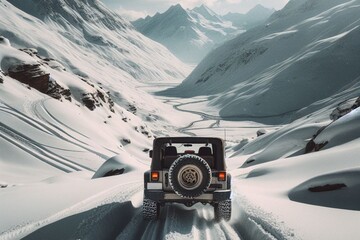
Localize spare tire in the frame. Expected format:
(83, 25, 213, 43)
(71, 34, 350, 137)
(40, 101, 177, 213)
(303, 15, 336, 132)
(169, 154, 212, 198)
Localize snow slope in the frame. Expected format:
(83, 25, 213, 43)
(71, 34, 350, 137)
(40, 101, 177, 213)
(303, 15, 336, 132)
(162, 0, 360, 123)
(132, 4, 243, 64)
(4, 0, 189, 82)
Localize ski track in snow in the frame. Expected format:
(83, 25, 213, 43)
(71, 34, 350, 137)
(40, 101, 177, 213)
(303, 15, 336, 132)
(0, 102, 96, 171)
(26, 99, 116, 158)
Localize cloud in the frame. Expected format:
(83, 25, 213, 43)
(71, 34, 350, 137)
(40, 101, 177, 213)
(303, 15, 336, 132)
(116, 7, 148, 21)
(224, 0, 241, 4)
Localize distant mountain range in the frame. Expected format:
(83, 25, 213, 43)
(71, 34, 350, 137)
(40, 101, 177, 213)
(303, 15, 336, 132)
(161, 0, 360, 123)
(132, 4, 274, 63)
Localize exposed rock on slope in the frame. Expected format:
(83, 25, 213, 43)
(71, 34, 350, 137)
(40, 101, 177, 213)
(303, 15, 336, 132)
(8, 63, 49, 93)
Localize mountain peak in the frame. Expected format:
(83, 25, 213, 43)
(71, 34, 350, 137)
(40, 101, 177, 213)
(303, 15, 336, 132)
(193, 4, 215, 14)
(246, 4, 275, 17)
(253, 4, 268, 10)
(192, 4, 221, 22)
(198, 4, 210, 11)
(169, 3, 185, 11)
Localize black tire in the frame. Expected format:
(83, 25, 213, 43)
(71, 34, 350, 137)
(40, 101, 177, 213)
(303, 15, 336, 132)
(168, 154, 211, 198)
(214, 200, 231, 222)
(143, 198, 160, 220)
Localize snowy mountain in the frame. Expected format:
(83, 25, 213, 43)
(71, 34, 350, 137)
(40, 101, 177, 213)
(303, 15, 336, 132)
(162, 0, 360, 123)
(223, 4, 275, 30)
(0, 0, 192, 182)
(132, 4, 242, 64)
(5, 0, 189, 82)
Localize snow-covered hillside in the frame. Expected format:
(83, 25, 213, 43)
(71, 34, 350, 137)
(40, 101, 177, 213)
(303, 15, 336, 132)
(0, 0, 193, 182)
(162, 0, 360, 123)
(132, 4, 243, 64)
(4, 0, 189, 82)
(223, 4, 275, 30)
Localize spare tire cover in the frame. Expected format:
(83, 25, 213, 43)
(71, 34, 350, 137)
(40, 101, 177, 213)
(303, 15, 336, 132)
(168, 154, 212, 198)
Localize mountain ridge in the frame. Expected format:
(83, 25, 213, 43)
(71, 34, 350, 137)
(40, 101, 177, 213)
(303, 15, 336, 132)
(132, 4, 242, 64)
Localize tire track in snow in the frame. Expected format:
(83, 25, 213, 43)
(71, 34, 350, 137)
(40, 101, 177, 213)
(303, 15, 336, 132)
(116, 202, 243, 240)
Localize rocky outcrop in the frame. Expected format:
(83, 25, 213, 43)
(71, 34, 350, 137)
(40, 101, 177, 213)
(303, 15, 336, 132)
(256, 129, 267, 137)
(20, 48, 66, 71)
(7, 62, 71, 101)
(306, 97, 360, 153)
(330, 97, 360, 121)
(81, 89, 115, 112)
(47, 80, 71, 101)
(8, 63, 50, 93)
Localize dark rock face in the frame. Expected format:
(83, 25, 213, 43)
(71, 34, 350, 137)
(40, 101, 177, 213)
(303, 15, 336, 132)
(305, 126, 328, 153)
(330, 97, 360, 120)
(121, 138, 131, 145)
(47, 80, 72, 101)
(19, 48, 38, 57)
(8, 64, 50, 93)
(82, 93, 97, 110)
(256, 129, 267, 137)
(127, 104, 137, 114)
(81, 89, 115, 112)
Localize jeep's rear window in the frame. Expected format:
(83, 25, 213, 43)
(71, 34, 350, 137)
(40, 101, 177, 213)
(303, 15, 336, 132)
(165, 143, 213, 155)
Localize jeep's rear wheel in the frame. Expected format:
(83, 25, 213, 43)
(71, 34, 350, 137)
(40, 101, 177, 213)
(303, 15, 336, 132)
(169, 154, 211, 198)
(143, 198, 160, 220)
(214, 200, 231, 222)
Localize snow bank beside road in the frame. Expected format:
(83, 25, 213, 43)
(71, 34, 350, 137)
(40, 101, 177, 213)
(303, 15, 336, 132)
(232, 137, 360, 240)
(92, 152, 148, 179)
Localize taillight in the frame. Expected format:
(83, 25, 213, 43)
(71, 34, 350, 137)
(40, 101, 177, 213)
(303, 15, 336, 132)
(218, 172, 226, 181)
(151, 172, 159, 181)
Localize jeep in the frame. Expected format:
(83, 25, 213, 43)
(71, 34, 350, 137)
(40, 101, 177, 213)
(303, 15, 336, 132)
(143, 137, 231, 221)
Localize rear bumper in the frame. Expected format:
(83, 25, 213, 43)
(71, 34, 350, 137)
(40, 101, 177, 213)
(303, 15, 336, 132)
(144, 189, 231, 203)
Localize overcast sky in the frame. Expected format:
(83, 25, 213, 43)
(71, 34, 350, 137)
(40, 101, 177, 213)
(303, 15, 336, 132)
(101, 0, 289, 20)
